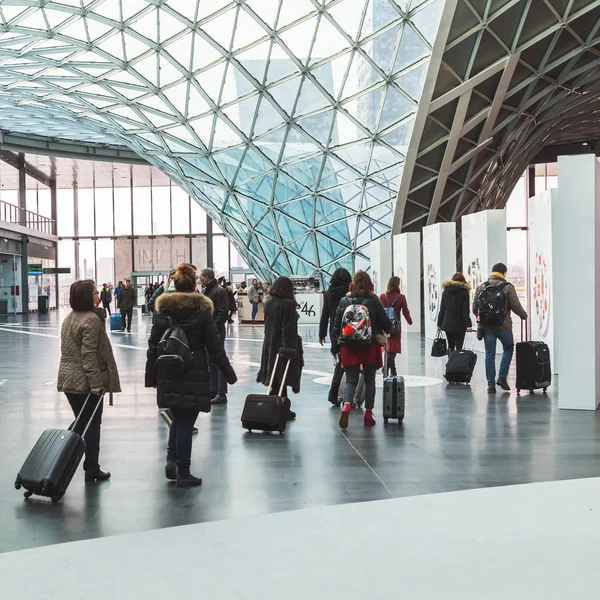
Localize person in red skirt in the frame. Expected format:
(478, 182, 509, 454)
(331, 271, 392, 429)
(380, 276, 413, 376)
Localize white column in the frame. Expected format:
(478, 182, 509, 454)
(556, 154, 600, 410)
(369, 238, 393, 296)
(422, 223, 456, 340)
(528, 189, 557, 373)
(392, 232, 421, 333)
(462, 209, 507, 351)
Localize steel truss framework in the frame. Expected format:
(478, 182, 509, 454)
(393, 0, 600, 234)
(0, 0, 445, 282)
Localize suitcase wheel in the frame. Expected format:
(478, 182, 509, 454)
(398, 418, 403, 424)
(51, 495, 63, 504)
(24, 491, 33, 499)
(543, 388, 548, 394)
(516, 389, 521, 395)
(384, 417, 388, 424)
(14, 479, 21, 490)
(529, 390, 534, 395)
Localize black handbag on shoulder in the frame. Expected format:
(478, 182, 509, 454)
(431, 330, 448, 357)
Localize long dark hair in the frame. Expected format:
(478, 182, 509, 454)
(69, 279, 96, 311)
(329, 267, 352, 290)
(386, 276, 401, 294)
(269, 276, 295, 300)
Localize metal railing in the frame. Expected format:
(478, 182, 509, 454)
(0, 199, 55, 235)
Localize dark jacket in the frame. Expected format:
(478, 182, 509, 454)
(118, 285, 136, 311)
(257, 296, 304, 394)
(226, 286, 237, 312)
(145, 292, 237, 411)
(203, 278, 229, 334)
(472, 275, 527, 331)
(331, 294, 392, 355)
(148, 284, 165, 314)
(318, 272, 352, 341)
(100, 288, 112, 305)
(437, 281, 472, 332)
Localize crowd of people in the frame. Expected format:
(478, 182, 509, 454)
(56, 261, 527, 489)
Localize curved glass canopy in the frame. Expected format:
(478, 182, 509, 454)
(0, 0, 444, 281)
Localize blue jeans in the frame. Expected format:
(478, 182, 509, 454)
(483, 329, 514, 387)
(251, 301, 259, 320)
(344, 364, 377, 410)
(167, 407, 200, 474)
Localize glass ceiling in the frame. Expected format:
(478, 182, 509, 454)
(0, 0, 444, 281)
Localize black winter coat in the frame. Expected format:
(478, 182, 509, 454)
(257, 296, 304, 394)
(437, 281, 472, 332)
(319, 281, 350, 341)
(331, 294, 392, 354)
(119, 285, 137, 311)
(203, 279, 229, 334)
(147, 283, 165, 314)
(145, 292, 237, 411)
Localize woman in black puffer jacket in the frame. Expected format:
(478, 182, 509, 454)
(437, 272, 473, 352)
(145, 264, 237, 487)
(319, 268, 352, 405)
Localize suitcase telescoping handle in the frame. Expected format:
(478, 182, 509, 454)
(521, 318, 528, 343)
(268, 353, 292, 397)
(71, 391, 105, 438)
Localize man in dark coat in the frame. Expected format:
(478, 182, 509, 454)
(318, 268, 352, 405)
(118, 278, 137, 332)
(200, 268, 231, 404)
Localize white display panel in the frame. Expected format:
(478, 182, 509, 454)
(393, 232, 421, 333)
(369, 238, 393, 296)
(528, 189, 557, 373)
(462, 210, 507, 352)
(422, 223, 456, 340)
(556, 155, 600, 410)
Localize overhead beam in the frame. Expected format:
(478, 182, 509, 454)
(0, 150, 50, 186)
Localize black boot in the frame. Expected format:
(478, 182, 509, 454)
(176, 472, 202, 488)
(85, 469, 111, 483)
(165, 461, 177, 481)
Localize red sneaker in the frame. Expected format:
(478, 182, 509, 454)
(364, 410, 376, 427)
(339, 402, 351, 430)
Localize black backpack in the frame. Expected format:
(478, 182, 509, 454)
(478, 282, 509, 327)
(155, 317, 194, 377)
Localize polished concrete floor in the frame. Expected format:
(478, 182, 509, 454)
(1, 310, 599, 554)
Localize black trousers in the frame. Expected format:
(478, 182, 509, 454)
(446, 331, 466, 352)
(386, 352, 397, 375)
(328, 360, 344, 403)
(121, 307, 133, 331)
(66, 392, 104, 473)
(102, 302, 111, 316)
(167, 407, 201, 474)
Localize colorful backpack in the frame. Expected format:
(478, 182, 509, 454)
(339, 300, 372, 345)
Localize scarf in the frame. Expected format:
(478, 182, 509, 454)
(491, 272, 506, 279)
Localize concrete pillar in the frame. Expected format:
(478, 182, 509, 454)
(392, 232, 421, 333)
(369, 238, 393, 296)
(556, 154, 600, 410)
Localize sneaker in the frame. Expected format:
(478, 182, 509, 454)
(487, 387, 497, 394)
(496, 377, 510, 391)
(339, 402, 351, 430)
(192, 427, 198, 435)
(165, 462, 177, 481)
(160, 409, 173, 428)
(211, 394, 228, 405)
(176, 473, 202, 488)
(364, 410, 376, 427)
(287, 410, 296, 421)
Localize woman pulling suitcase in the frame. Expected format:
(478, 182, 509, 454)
(437, 272, 473, 351)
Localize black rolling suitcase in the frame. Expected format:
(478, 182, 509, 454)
(445, 334, 477, 384)
(516, 321, 551, 395)
(15, 392, 104, 503)
(242, 353, 291, 433)
(382, 347, 405, 423)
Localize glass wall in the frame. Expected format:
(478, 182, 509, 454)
(56, 164, 249, 305)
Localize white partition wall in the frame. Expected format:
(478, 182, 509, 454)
(422, 223, 456, 340)
(556, 155, 600, 410)
(393, 232, 421, 333)
(462, 210, 507, 351)
(369, 238, 393, 296)
(528, 189, 557, 373)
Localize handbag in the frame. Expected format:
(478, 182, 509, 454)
(431, 330, 448, 357)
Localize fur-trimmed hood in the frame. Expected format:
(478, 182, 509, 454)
(156, 291, 213, 314)
(442, 280, 471, 293)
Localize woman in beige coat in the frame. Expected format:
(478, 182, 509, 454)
(57, 280, 121, 482)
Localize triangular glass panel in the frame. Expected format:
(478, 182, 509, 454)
(380, 119, 413, 151)
(319, 156, 362, 189)
(287, 154, 325, 191)
(368, 141, 404, 173)
(252, 95, 286, 138)
(272, 252, 291, 276)
(222, 94, 259, 138)
(333, 142, 373, 175)
(280, 131, 320, 164)
(277, 0, 317, 29)
(268, 76, 302, 116)
(132, 52, 158, 83)
(121, 0, 149, 22)
(395, 62, 427, 101)
(278, 16, 319, 63)
(378, 86, 415, 131)
(297, 110, 335, 145)
(130, 7, 157, 40)
(393, 22, 429, 74)
(161, 80, 188, 115)
(192, 33, 223, 72)
(236, 39, 272, 84)
(157, 7, 187, 41)
(410, 0, 444, 45)
(326, 0, 366, 41)
(272, 172, 311, 205)
(309, 52, 351, 101)
(188, 113, 215, 144)
(370, 164, 403, 189)
(201, 8, 236, 50)
(359, 0, 401, 41)
(122, 31, 150, 61)
(265, 56, 301, 85)
(315, 196, 349, 226)
(232, 7, 268, 51)
(287, 233, 317, 265)
(196, 61, 226, 102)
(159, 53, 184, 87)
(220, 61, 252, 105)
(275, 212, 311, 242)
(246, 0, 279, 30)
(362, 182, 393, 209)
(212, 116, 244, 150)
(316, 234, 350, 262)
(365, 24, 401, 74)
(346, 84, 385, 133)
(295, 77, 331, 117)
(198, 0, 231, 21)
(166, 0, 200, 23)
(311, 16, 352, 63)
(239, 174, 275, 205)
(164, 31, 193, 71)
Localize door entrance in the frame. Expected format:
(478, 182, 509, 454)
(0, 254, 19, 316)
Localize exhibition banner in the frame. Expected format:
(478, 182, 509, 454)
(369, 238, 393, 296)
(393, 232, 421, 333)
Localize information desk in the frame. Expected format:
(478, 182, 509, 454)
(237, 291, 264, 323)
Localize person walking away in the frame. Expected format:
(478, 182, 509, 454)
(114, 280, 123, 308)
(118, 278, 136, 332)
(145, 283, 154, 307)
(57, 280, 120, 483)
(319, 268, 352, 405)
(332, 271, 392, 429)
(472, 263, 527, 393)
(148, 270, 176, 316)
(437, 273, 473, 352)
(257, 276, 303, 421)
(145, 264, 237, 487)
(100, 283, 112, 317)
(226, 281, 236, 324)
(200, 268, 231, 405)
(380, 276, 413, 376)
(248, 279, 260, 322)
